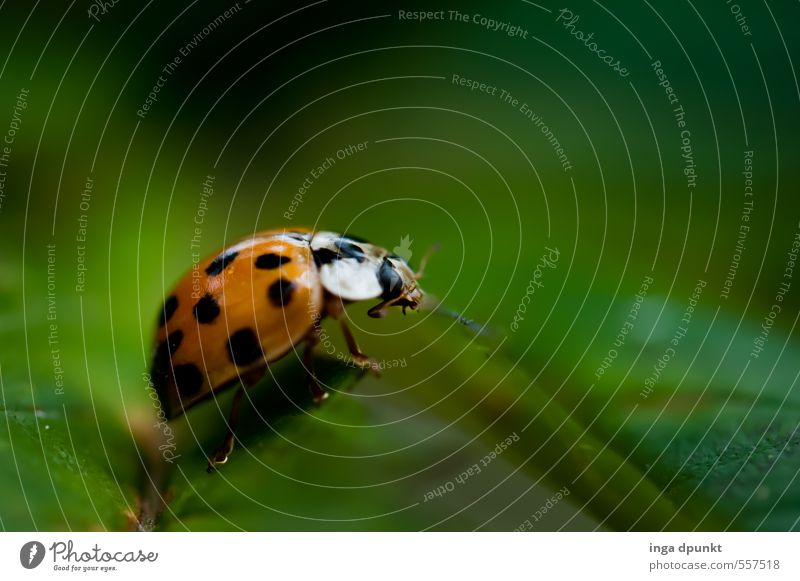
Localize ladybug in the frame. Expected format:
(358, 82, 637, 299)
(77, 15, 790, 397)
(150, 228, 431, 471)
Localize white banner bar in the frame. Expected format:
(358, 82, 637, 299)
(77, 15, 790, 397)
(1, 532, 796, 580)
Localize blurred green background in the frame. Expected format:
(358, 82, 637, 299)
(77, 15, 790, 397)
(1, 0, 799, 531)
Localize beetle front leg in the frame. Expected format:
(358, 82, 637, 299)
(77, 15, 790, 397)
(326, 297, 380, 374)
(336, 316, 381, 375)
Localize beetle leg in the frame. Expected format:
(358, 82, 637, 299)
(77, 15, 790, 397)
(304, 323, 328, 404)
(337, 316, 381, 375)
(207, 385, 245, 473)
(327, 296, 380, 374)
(206, 369, 263, 473)
(367, 295, 405, 318)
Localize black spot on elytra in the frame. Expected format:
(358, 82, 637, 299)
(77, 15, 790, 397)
(205, 250, 239, 276)
(255, 253, 291, 270)
(312, 247, 339, 267)
(165, 329, 184, 353)
(227, 328, 263, 366)
(158, 295, 178, 326)
(149, 329, 185, 413)
(153, 330, 184, 367)
(149, 355, 170, 405)
(335, 238, 366, 262)
(378, 258, 403, 300)
(193, 294, 220, 324)
(173, 363, 203, 397)
(268, 278, 295, 307)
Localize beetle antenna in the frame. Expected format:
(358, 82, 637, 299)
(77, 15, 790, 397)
(419, 294, 492, 339)
(414, 243, 441, 280)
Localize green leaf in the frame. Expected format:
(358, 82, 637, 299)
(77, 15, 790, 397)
(529, 288, 800, 530)
(155, 312, 710, 531)
(0, 407, 136, 531)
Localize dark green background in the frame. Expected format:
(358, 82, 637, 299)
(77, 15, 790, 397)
(0, 0, 798, 530)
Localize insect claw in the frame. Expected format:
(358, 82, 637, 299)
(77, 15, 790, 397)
(367, 358, 382, 376)
(312, 388, 329, 406)
(206, 451, 229, 473)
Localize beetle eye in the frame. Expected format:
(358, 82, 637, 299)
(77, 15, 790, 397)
(378, 258, 403, 300)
